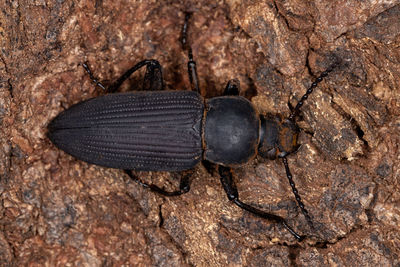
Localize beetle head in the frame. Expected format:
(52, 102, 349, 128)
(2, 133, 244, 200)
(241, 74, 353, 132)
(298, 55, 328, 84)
(258, 114, 300, 159)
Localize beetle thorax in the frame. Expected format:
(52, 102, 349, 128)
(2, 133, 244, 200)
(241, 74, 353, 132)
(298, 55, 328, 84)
(203, 96, 260, 166)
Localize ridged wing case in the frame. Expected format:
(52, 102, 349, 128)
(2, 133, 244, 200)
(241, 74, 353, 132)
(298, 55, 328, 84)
(48, 91, 204, 171)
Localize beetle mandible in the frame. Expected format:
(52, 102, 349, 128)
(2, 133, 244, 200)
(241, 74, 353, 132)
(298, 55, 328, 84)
(48, 13, 336, 241)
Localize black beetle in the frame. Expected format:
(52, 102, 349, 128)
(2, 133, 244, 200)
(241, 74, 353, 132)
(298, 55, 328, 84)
(48, 14, 336, 241)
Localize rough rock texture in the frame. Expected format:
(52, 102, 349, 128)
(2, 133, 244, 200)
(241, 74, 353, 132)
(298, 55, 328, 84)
(1, 0, 400, 266)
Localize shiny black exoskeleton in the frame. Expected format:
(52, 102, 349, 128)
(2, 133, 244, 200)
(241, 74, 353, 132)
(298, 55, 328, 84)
(48, 13, 336, 241)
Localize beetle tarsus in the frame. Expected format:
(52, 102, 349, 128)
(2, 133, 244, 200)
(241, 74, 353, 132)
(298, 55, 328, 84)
(181, 12, 200, 94)
(82, 62, 107, 91)
(218, 165, 304, 241)
(181, 12, 191, 49)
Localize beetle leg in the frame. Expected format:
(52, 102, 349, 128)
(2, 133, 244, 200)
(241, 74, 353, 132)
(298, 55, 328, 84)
(181, 12, 200, 94)
(181, 12, 190, 50)
(82, 60, 164, 93)
(202, 160, 215, 176)
(187, 48, 200, 94)
(142, 60, 164, 91)
(125, 170, 191, 197)
(108, 59, 164, 93)
(223, 79, 240, 96)
(282, 157, 315, 230)
(218, 165, 304, 241)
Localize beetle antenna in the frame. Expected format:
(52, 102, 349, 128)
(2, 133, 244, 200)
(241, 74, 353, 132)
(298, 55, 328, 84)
(282, 157, 315, 230)
(288, 64, 336, 121)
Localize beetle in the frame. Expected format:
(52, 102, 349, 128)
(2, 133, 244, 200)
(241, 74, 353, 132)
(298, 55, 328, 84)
(47, 13, 336, 241)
